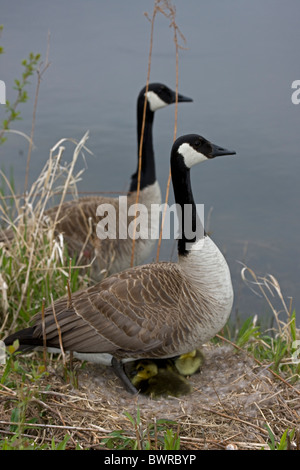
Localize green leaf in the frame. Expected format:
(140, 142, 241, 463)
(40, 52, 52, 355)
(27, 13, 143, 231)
(53, 434, 70, 450)
(236, 317, 260, 347)
(10, 407, 20, 432)
(265, 423, 276, 450)
(290, 310, 297, 343)
(124, 410, 137, 427)
(163, 429, 180, 450)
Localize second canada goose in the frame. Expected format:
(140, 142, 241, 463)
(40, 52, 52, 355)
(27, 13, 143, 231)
(126, 359, 192, 398)
(0, 83, 192, 281)
(4, 133, 236, 394)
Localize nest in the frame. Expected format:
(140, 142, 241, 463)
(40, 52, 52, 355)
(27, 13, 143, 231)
(1, 343, 299, 450)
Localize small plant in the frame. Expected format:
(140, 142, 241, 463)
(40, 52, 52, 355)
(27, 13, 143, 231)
(101, 408, 180, 450)
(0, 27, 41, 144)
(235, 316, 260, 348)
(51, 434, 71, 450)
(0, 432, 73, 450)
(163, 427, 180, 450)
(0, 434, 44, 450)
(0, 340, 50, 449)
(217, 265, 300, 383)
(265, 425, 297, 450)
(1, 339, 47, 387)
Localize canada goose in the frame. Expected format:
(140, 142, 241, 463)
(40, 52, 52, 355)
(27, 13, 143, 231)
(0, 84, 192, 281)
(4, 133, 236, 394)
(126, 359, 192, 398)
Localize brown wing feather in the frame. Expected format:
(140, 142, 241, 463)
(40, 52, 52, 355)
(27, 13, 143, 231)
(33, 262, 185, 358)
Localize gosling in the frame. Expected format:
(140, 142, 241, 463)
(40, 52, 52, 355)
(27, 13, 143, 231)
(126, 360, 192, 398)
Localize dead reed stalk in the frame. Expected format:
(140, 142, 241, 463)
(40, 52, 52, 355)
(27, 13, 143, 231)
(0, 132, 92, 335)
(130, 0, 187, 266)
(24, 31, 51, 193)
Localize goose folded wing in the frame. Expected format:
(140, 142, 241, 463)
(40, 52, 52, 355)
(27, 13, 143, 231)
(32, 263, 184, 357)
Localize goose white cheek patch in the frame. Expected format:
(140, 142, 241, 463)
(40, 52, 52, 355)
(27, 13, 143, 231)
(145, 91, 168, 111)
(178, 143, 208, 168)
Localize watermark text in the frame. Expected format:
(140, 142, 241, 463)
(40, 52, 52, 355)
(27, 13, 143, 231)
(0, 340, 6, 365)
(292, 340, 300, 364)
(291, 80, 300, 105)
(95, 199, 204, 249)
(0, 80, 6, 104)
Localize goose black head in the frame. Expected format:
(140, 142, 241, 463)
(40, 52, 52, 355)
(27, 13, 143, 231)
(170, 134, 236, 255)
(172, 134, 236, 170)
(139, 83, 193, 112)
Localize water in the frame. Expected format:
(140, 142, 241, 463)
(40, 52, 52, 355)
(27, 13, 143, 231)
(1, 0, 299, 324)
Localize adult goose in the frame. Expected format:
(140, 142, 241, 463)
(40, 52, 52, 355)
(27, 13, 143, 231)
(4, 133, 236, 394)
(0, 83, 192, 281)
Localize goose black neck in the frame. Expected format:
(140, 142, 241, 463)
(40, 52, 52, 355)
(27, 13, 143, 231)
(129, 99, 156, 193)
(171, 157, 205, 256)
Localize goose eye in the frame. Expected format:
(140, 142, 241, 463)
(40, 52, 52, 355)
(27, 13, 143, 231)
(137, 366, 144, 372)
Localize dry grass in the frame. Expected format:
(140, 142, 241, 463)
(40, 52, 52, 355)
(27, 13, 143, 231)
(0, 342, 299, 450)
(0, 132, 92, 335)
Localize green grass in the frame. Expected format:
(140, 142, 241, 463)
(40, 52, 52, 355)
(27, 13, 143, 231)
(264, 425, 297, 451)
(101, 408, 180, 450)
(226, 311, 300, 380)
(0, 133, 91, 335)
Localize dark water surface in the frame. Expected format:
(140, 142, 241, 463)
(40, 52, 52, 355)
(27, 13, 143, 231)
(1, 0, 300, 324)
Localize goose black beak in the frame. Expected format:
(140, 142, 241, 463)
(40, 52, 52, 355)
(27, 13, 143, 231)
(210, 144, 236, 157)
(172, 91, 193, 103)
